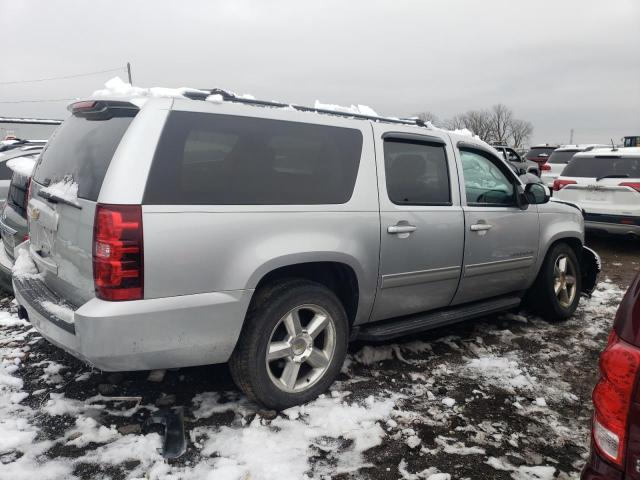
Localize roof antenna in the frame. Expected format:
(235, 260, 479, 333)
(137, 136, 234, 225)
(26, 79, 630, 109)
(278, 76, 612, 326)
(610, 139, 618, 152)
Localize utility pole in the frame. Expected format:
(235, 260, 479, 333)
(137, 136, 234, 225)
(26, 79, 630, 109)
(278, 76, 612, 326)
(569, 128, 574, 144)
(126, 62, 133, 85)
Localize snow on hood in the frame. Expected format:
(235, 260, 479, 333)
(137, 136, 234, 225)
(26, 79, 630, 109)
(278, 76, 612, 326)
(6, 155, 37, 177)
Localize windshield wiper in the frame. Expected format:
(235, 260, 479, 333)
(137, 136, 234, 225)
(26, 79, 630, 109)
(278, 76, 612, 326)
(596, 174, 629, 181)
(37, 190, 82, 209)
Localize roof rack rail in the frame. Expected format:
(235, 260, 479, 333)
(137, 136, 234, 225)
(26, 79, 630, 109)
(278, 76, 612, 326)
(182, 88, 425, 127)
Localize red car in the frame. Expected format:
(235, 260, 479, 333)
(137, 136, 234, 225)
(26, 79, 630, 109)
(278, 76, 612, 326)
(582, 272, 640, 479)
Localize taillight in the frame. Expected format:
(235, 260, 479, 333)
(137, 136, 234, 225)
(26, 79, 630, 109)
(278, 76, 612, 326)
(620, 182, 640, 193)
(592, 332, 640, 467)
(93, 204, 143, 301)
(70, 101, 97, 113)
(553, 179, 577, 191)
(540, 163, 551, 171)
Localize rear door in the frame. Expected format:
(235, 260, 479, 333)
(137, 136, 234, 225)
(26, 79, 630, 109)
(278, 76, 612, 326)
(371, 126, 464, 321)
(27, 105, 136, 306)
(453, 144, 539, 305)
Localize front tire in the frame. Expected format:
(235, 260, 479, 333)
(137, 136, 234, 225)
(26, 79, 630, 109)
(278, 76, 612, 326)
(229, 279, 348, 410)
(529, 243, 582, 321)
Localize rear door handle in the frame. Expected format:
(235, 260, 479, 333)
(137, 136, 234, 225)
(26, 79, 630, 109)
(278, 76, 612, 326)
(387, 225, 417, 234)
(470, 223, 493, 232)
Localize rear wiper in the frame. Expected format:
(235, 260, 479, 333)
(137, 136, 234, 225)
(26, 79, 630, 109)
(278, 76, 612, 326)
(37, 190, 82, 209)
(596, 174, 629, 181)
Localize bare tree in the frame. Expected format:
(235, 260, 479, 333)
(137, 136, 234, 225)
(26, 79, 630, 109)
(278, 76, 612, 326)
(414, 111, 440, 125)
(489, 104, 513, 144)
(508, 118, 533, 149)
(462, 109, 493, 142)
(443, 114, 467, 130)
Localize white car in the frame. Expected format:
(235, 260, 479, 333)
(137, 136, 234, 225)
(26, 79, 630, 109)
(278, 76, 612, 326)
(554, 147, 640, 235)
(540, 144, 608, 186)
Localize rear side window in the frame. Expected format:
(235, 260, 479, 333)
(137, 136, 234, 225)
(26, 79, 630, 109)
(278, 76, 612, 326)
(548, 150, 579, 164)
(7, 172, 30, 218)
(33, 115, 134, 201)
(144, 112, 363, 205)
(383, 139, 451, 205)
(562, 156, 640, 178)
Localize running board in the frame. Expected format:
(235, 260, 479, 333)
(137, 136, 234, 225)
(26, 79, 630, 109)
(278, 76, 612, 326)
(355, 295, 522, 342)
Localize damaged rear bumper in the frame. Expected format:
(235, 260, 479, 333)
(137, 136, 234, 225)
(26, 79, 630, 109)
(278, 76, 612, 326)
(13, 275, 253, 371)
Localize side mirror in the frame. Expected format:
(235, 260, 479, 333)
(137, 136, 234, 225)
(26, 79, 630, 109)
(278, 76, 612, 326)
(524, 182, 550, 204)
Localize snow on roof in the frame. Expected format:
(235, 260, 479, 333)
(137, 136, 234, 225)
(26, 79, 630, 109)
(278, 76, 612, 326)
(92, 77, 211, 107)
(6, 155, 37, 177)
(313, 100, 379, 117)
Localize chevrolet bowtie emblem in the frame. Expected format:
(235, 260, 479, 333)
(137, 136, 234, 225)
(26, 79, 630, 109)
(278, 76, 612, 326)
(30, 208, 40, 221)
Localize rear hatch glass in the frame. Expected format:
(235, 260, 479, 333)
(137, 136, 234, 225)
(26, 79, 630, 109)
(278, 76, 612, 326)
(526, 147, 556, 159)
(33, 115, 133, 200)
(28, 106, 135, 306)
(548, 150, 580, 164)
(562, 156, 640, 178)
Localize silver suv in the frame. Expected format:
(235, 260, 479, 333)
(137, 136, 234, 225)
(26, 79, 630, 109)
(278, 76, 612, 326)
(13, 92, 599, 409)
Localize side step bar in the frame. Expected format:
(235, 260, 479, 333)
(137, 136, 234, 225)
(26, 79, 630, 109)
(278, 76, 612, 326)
(354, 295, 522, 342)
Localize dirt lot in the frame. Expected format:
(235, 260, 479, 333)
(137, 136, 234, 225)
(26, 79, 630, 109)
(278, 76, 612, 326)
(0, 235, 638, 480)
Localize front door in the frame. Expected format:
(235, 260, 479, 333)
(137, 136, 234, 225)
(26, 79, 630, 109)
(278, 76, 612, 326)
(452, 146, 540, 305)
(371, 127, 464, 321)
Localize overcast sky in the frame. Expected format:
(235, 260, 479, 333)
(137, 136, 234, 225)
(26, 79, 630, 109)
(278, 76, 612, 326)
(1, 0, 638, 145)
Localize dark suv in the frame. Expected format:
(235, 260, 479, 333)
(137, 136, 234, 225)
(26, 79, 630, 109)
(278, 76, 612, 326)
(582, 272, 640, 479)
(525, 144, 559, 166)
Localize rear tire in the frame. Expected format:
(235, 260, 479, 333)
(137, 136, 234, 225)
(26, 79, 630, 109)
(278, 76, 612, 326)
(528, 243, 582, 321)
(229, 279, 348, 410)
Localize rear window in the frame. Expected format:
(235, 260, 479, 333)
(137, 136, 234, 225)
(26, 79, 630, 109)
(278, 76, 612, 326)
(548, 150, 580, 164)
(33, 115, 134, 201)
(144, 112, 363, 205)
(562, 156, 640, 178)
(526, 147, 556, 158)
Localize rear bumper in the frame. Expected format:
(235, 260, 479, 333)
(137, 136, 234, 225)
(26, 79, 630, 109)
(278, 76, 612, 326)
(585, 219, 640, 236)
(13, 275, 253, 371)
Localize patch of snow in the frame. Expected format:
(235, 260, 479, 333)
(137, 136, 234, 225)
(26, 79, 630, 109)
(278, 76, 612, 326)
(441, 397, 456, 407)
(40, 178, 78, 205)
(0, 311, 29, 327)
(65, 416, 119, 447)
(41, 301, 74, 324)
(93, 76, 210, 106)
(12, 246, 39, 278)
(314, 100, 379, 117)
(43, 393, 101, 416)
(192, 391, 243, 419)
(6, 155, 37, 177)
(353, 345, 394, 365)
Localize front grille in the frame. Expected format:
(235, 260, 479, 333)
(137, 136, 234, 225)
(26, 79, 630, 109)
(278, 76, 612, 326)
(14, 275, 76, 334)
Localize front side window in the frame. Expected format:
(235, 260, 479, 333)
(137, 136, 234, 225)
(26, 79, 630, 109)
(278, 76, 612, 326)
(460, 149, 515, 206)
(384, 139, 451, 206)
(144, 112, 363, 205)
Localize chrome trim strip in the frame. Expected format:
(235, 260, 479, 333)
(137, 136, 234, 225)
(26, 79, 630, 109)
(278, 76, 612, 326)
(381, 265, 461, 289)
(464, 256, 534, 278)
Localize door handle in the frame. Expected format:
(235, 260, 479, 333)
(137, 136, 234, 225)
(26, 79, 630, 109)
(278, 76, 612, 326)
(470, 223, 493, 232)
(387, 224, 417, 234)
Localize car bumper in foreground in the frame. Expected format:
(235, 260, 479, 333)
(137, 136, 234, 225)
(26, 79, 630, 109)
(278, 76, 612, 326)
(13, 274, 253, 371)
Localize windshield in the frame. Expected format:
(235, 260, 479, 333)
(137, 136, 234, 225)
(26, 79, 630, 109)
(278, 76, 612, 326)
(33, 115, 133, 201)
(526, 147, 556, 159)
(548, 150, 580, 164)
(562, 156, 640, 178)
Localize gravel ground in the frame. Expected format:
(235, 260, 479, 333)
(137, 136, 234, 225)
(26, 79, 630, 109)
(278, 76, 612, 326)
(0, 235, 638, 480)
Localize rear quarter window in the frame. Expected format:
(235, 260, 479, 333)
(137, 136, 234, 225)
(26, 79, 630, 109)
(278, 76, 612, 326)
(144, 112, 363, 205)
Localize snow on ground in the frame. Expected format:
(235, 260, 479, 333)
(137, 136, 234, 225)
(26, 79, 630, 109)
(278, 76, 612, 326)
(0, 248, 628, 480)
